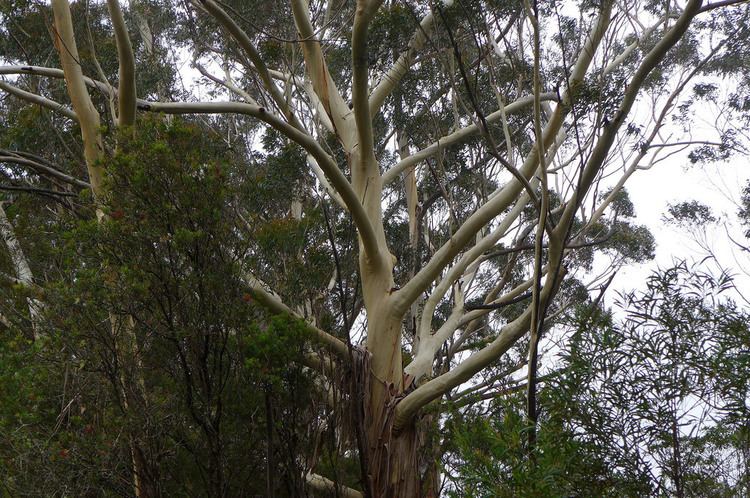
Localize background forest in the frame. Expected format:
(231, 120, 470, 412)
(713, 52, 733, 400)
(0, 0, 749, 496)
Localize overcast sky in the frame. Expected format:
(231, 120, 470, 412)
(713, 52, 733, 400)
(613, 152, 750, 300)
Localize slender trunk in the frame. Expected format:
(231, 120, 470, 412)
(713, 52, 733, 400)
(396, 119, 421, 351)
(265, 388, 275, 498)
(671, 416, 684, 498)
(0, 203, 42, 339)
(51, 3, 154, 495)
(130, 443, 159, 498)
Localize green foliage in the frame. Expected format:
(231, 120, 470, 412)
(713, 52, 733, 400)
(0, 117, 322, 496)
(666, 200, 717, 226)
(688, 129, 742, 164)
(554, 263, 750, 496)
(447, 262, 750, 497)
(738, 180, 750, 236)
(446, 394, 638, 497)
(1, 0, 749, 494)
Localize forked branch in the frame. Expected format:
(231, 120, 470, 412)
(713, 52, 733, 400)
(246, 276, 350, 361)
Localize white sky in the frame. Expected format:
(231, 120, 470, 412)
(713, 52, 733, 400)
(614, 153, 750, 299)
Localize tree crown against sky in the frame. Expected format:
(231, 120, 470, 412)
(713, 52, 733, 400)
(1, 0, 749, 495)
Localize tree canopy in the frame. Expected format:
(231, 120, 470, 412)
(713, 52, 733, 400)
(1, 0, 749, 496)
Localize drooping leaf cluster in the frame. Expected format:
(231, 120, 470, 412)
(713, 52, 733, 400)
(447, 261, 750, 496)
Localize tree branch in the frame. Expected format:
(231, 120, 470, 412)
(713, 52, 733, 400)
(369, 7, 436, 115)
(0, 66, 110, 94)
(305, 472, 363, 498)
(464, 291, 532, 310)
(381, 92, 558, 185)
(106, 0, 137, 127)
(198, 0, 302, 128)
(351, 0, 383, 169)
(194, 61, 258, 104)
(50, 0, 105, 196)
(136, 99, 381, 261)
(698, 0, 747, 12)
(0, 80, 78, 121)
(0, 184, 76, 198)
(291, 0, 354, 148)
(0, 202, 42, 339)
(0, 153, 90, 189)
(246, 276, 350, 361)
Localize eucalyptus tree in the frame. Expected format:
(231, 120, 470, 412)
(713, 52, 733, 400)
(1, 0, 749, 495)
